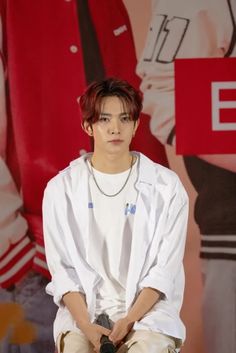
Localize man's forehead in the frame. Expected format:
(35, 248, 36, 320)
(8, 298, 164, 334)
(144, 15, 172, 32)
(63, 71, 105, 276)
(100, 96, 129, 115)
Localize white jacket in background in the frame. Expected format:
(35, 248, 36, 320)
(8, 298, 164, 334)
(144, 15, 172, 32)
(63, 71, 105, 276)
(137, 0, 236, 145)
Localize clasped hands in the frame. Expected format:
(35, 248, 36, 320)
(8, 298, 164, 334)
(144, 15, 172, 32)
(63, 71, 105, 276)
(80, 316, 134, 353)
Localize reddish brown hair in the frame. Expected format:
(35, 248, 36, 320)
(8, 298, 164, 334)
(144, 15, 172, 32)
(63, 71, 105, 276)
(80, 77, 143, 127)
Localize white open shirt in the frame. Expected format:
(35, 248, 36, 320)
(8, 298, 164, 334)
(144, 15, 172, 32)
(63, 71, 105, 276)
(43, 152, 189, 342)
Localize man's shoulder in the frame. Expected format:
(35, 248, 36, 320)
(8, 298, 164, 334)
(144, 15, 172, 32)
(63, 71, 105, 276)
(139, 152, 188, 200)
(139, 152, 179, 183)
(46, 155, 88, 190)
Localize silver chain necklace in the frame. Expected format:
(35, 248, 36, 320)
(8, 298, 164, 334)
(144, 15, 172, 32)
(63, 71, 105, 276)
(89, 155, 134, 197)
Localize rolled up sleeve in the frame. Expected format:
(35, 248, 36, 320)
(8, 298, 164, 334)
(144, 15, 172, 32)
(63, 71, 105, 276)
(139, 178, 189, 300)
(43, 181, 84, 307)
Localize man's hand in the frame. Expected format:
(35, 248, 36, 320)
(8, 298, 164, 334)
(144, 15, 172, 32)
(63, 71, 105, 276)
(80, 322, 111, 353)
(108, 287, 162, 346)
(63, 292, 111, 351)
(109, 317, 134, 346)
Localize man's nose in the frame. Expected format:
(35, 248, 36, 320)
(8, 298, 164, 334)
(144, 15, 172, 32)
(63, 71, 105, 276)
(109, 119, 121, 134)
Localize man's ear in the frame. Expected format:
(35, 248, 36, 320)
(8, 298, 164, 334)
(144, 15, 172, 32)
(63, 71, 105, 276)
(133, 119, 140, 137)
(82, 121, 93, 136)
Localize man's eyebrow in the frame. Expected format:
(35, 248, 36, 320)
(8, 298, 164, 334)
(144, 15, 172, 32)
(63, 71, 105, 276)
(100, 113, 111, 116)
(100, 112, 129, 116)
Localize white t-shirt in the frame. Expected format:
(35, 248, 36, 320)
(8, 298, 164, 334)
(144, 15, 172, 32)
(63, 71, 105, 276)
(86, 157, 138, 321)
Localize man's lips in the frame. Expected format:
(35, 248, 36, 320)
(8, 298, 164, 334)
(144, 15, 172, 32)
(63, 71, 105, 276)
(108, 139, 123, 143)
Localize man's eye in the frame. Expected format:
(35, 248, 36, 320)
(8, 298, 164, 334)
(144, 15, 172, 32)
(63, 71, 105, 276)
(121, 116, 131, 122)
(99, 117, 109, 122)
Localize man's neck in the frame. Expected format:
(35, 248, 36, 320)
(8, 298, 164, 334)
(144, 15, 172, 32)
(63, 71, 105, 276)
(90, 152, 134, 174)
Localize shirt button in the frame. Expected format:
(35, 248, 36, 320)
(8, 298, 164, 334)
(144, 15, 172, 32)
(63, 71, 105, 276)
(70, 45, 78, 53)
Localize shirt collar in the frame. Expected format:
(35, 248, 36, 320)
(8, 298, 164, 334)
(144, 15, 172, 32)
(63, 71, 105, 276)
(68, 151, 157, 187)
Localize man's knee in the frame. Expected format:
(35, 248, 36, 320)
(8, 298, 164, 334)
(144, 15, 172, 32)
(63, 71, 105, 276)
(56, 331, 93, 353)
(122, 330, 178, 353)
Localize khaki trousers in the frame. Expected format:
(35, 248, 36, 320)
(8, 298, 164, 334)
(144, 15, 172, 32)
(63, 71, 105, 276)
(56, 329, 180, 353)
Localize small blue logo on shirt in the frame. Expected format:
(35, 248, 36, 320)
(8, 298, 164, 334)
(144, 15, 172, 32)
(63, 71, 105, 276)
(88, 202, 93, 209)
(125, 203, 136, 215)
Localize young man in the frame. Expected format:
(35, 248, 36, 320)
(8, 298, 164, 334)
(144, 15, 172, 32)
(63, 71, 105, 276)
(43, 78, 189, 353)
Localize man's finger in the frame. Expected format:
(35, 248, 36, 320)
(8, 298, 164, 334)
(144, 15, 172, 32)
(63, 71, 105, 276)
(99, 327, 111, 336)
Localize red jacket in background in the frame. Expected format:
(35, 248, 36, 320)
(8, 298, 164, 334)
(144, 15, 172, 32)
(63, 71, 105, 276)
(0, 0, 168, 285)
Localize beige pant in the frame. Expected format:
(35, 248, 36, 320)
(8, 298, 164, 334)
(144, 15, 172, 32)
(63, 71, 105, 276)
(56, 330, 180, 353)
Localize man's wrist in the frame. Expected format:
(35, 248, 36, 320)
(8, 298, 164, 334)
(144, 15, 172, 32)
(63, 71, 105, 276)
(124, 313, 136, 326)
(76, 319, 92, 331)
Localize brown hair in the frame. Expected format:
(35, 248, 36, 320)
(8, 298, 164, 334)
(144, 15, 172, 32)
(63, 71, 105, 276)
(79, 77, 143, 127)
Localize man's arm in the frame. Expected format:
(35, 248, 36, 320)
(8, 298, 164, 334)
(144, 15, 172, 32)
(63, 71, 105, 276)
(43, 186, 110, 353)
(126, 287, 162, 323)
(62, 291, 111, 353)
(109, 287, 162, 344)
(62, 291, 90, 327)
(110, 176, 189, 345)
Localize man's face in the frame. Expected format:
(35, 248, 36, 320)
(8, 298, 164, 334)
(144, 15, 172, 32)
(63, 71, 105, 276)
(89, 96, 139, 156)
